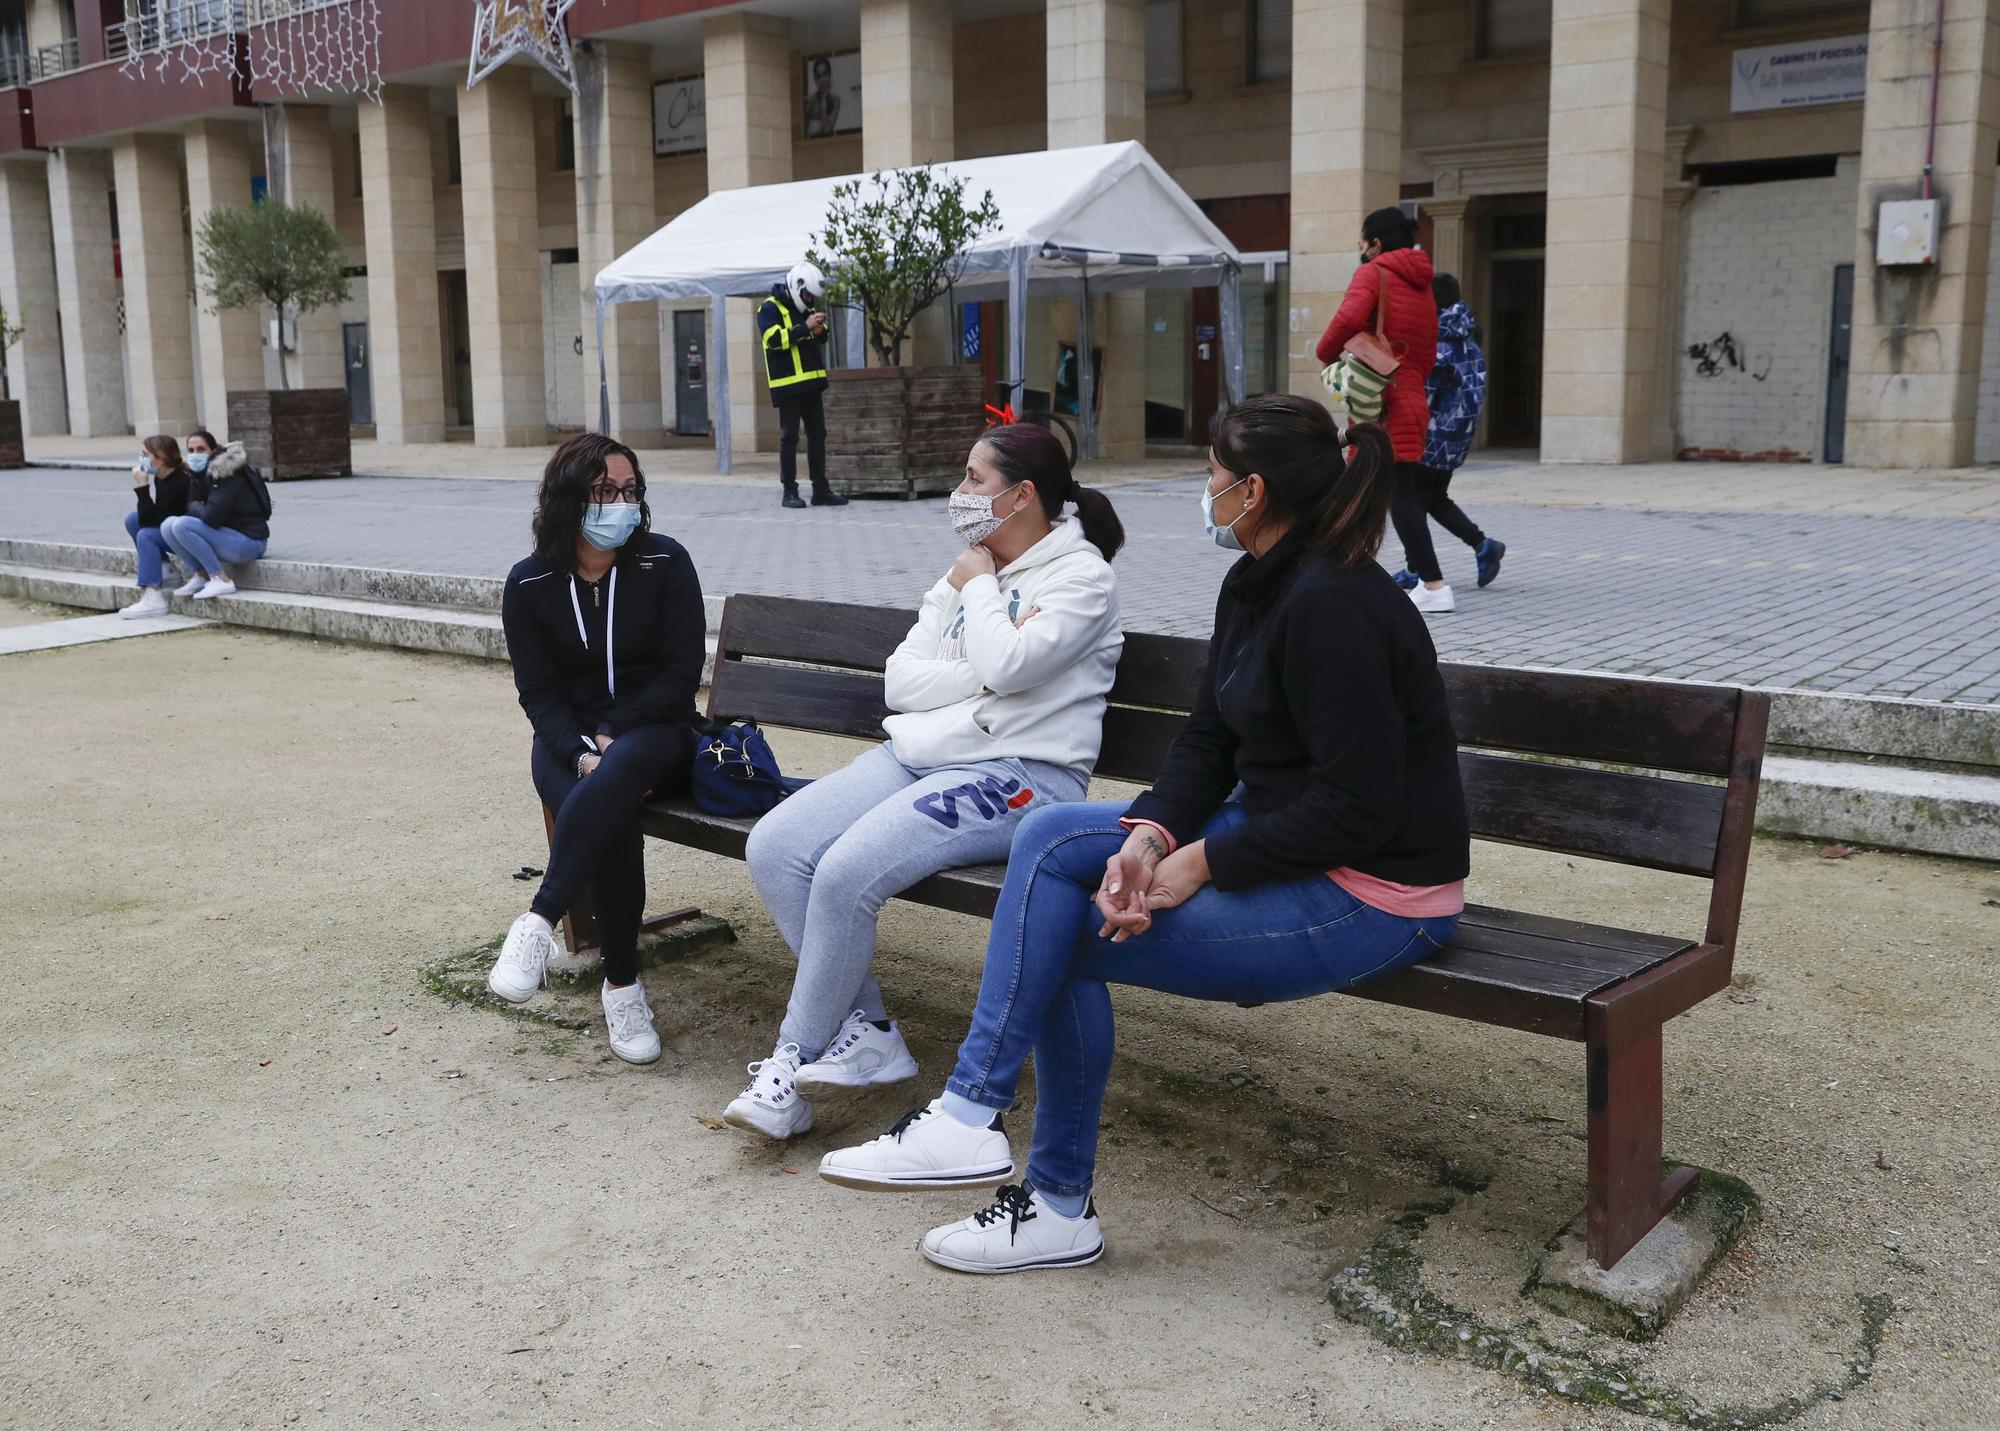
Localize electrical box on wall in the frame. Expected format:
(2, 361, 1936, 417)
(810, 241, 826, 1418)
(1876, 199, 1939, 266)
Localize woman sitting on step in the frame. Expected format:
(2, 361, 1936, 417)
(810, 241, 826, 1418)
(721, 422, 1126, 1142)
(487, 433, 706, 1067)
(818, 396, 1469, 1275)
(159, 440, 271, 600)
(119, 434, 196, 619)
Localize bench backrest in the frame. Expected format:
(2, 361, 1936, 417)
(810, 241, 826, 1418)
(709, 593, 1767, 952)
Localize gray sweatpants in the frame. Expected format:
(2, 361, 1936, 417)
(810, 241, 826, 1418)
(745, 741, 1087, 1059)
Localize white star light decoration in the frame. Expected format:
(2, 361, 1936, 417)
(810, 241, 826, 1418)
(469, 0, 581, 92)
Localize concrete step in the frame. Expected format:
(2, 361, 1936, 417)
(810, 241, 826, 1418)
(1759, 756, 2000, 863)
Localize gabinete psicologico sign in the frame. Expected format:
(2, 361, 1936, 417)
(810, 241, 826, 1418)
(1730, 35, 1868, 114)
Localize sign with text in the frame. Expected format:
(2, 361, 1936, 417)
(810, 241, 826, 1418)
(654, 75, 706, 156)
(1730, 35, 1867, 113)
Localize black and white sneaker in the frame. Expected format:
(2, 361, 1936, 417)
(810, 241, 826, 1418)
(920, 1184, 1105, 1274)
(817, 1099, 1014, 1191)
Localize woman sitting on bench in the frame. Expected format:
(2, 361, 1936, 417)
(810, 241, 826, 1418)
(723, 422, 1126, 1141)
(820, 395, 1470, 1273)
(488, 434, 707, 1066)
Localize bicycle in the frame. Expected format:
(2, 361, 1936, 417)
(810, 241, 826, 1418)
(983, 394, 1079, 471)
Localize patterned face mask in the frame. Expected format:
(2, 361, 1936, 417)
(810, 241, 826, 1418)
(948, 487, 1024, 546)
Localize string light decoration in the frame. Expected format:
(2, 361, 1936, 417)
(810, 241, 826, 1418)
(117, 1, 383, 101)
(468, 0, 581, 92)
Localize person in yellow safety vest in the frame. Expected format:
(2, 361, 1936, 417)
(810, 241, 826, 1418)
(758, 261, 848, 509)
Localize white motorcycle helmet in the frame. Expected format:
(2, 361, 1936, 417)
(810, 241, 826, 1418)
(786, 260, 825, 311)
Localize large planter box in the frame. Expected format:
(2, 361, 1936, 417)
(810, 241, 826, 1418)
(824, 365, 986, 498)
(0, 399, 21, 469)
(225, 387, 352, 480)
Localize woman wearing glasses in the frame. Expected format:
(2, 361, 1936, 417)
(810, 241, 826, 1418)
(487, 434, 707, 1065)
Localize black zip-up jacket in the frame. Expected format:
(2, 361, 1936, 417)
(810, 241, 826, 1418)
(1124, 528, 1470, 891)
(501, 532, 706, 764)
(185, 443, 272, 541)
(134, 465, 191, 528)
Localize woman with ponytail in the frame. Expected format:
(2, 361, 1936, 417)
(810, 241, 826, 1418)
(723, 422, 1124, 1141)
(821, 395, 1469, 1276)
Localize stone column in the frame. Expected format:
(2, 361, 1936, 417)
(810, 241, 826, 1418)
(1423, 197, 1471, 283)
(265, 104, 344, 392)
(0, 160, 69, 435)
(460, 68, 543, 447)
(113, 133, 200, 438)
(1538, 0, 1669, 463)
(575, 41, 663, 446)
(184, 120, 264, 433)
(862, 0, 954, 169)
(355, 87, 445, 444)
(705, 12, 794, 454)
(1047, 0, 1145, 456)
(1287, 0, 1403, 398)
(1845, 0, 2000, 468)
(47, 147, 126, 436)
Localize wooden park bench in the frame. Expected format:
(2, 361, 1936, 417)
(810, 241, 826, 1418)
(562, 592, 1767, 1272)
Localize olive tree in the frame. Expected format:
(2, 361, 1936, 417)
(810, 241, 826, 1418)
(195, 200, 349, 389)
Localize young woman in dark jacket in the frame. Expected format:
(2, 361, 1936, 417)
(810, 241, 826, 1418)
(821, 396, 1471, 1274)
(119, 434, 193, 619)
(488, 433, 706, 1065)
(159, 440, 271, 600)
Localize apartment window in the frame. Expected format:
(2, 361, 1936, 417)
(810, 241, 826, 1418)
(1479, 0, 1552, 57)
(1145, 1, 1183, 97)
(446, 117, 461, 186)
(1736, 0, 1868, 26)
(1247, 0, 1290, 84)
(554, 99, 575, 172)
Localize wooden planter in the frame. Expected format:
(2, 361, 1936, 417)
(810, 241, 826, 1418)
(225, 388, 352, 480)
(823, 365, 986, 498)
(0, 399, 22, 469)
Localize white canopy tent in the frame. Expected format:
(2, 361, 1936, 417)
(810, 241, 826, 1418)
(592, 141, 1246, 472)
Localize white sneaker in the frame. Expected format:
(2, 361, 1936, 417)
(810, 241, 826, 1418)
(601, 980, 662, 1065)
(173, 574, 208, 598)
(818, 1098, 1014, 1191)
(487, 912, 558, 1003)
(1409, 582, 1455, 614)
(795, 1010, 919, 1100)
(121, 589, 169, 620)
(921, 1185, 1105, 1274)
(723, 1042, 814, 1139)
(193, 576, 236, 600)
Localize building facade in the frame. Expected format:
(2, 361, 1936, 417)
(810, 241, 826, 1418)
(0, 0, 1994, 466)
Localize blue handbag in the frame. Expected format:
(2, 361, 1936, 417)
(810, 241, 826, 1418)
(690, 720, 795, 817)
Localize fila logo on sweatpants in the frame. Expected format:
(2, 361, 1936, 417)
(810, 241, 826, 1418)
(912, 776, 1036, 829)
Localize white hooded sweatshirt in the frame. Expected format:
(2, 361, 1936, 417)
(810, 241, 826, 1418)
(882, 516, 1123, 782)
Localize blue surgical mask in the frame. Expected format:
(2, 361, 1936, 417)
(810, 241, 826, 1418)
(187, 452, 210, 474)
(1201, 477, 1250, 551)
(581, 501, 642, 551)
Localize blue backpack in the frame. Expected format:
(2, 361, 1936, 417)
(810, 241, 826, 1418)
(690, 720, 796, 817)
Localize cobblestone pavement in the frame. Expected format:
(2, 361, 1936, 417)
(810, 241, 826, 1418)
(7, 463, 1998, 704)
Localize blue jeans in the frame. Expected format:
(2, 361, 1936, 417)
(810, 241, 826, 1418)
(123, 510, 178, 589)
(945, 801, 1459, 1199)
(159, 515, 267, 579)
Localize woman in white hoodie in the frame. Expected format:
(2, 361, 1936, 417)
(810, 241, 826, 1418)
(725, 423, 1125, 1139)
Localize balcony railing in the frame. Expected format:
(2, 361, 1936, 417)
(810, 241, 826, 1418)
(106, 2, 241, 63)
(35, 37, 81, 77)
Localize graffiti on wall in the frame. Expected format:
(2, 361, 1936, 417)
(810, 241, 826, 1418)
(1686, 332, 1771, 382)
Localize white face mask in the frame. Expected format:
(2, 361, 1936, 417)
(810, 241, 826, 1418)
(948, 486, 1024, 546)
(1201, 476, 1251, 551)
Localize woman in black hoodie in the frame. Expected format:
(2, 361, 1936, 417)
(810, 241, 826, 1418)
(119, 434, 193, 619)
(158, 440, 271, 600)
(487, 433, 706, 1066)
(821, 396, 1471, 1274)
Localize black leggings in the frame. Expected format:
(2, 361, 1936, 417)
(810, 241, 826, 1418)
(529, 724, 696, 984)
(1390, 462, 1486, 583)
(777, 389, 827, 492)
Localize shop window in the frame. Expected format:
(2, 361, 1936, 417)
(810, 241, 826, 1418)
(1247, 0, 1290, 84)
(1146, 0, 1183, 97)
(1479, 0, 1551, 57)
(1735, 0, 1868, 27)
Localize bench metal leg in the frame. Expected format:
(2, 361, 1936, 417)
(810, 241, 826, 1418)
(540, 807, 702, 959)
(1585, 1005, 1699, 1271)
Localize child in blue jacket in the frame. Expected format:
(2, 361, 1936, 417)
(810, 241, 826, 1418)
(1391, 273, 1504, 606)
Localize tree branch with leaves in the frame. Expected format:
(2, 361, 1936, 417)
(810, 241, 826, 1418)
(195, 201, 350, 390)
(807, 168, 999, 368)
(0, 299, 24, 404)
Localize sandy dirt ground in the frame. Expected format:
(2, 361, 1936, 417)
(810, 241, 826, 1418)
(2, 605, 1996, 1430)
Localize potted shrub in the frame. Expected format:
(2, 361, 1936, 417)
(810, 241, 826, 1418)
(196, 199, 353, 479)
(0, 300, 24, 469)
(808, 168, 999, 498)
